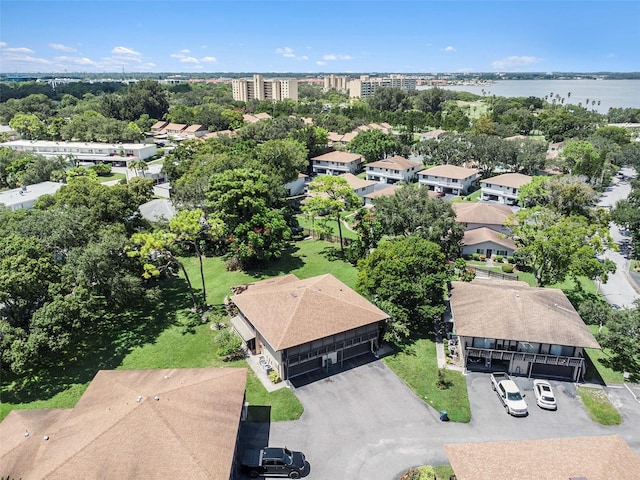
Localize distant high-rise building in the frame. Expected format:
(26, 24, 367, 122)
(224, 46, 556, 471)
(232, 74, 298, 101)
(323, 74, 349, 93)
(348, 74, 417, 98)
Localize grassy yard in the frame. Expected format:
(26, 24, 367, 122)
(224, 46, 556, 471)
(384, 338, 471, 423)
(584, 325, 625, 384)
(97, 172, 126, 183)
(1, 239, 354, 423)
(577, 386, 622, 425)
(295, 214, 359, 240)
(401, 465, 455, 480)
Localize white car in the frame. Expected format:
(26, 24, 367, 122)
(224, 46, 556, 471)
(533, 379, 557, 410)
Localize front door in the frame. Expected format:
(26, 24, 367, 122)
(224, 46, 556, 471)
(486, 248, 492, 258)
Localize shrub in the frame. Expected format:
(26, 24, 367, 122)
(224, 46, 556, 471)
(225, 256, 242, 271)
(472, 253, 480, 261)
(216, 329, 243, 359)
(436, 368, 453, 390)
(494, 255, 504, 263)
(502, 263, 515, 273)
(479, 254, 486, 261)
(90, 162, 112, 176)
(269, 370, 282, 384)
(507, 256, 514, 264)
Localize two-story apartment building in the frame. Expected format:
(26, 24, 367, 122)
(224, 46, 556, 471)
(449, 280, 600, 381)
(340, 173, 377, 201)
(311, 151, 363, 176)
(365, 156, 422, 184)
(453, 203, 517, 258)
(417, 165, 479, 196)
(0, 140, 157, 165)
(230, 274, 389, 380)
(481, 173, 532, 205)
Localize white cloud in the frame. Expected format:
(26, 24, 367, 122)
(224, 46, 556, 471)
(491, 55, 541, 70)
(0, 42, 7, 48)
(49, 43, 76, 52)
(442, 46, 456, 52)
(54, 56, 96, 66)
(112, 46, 141, 57)
(316, 61, 327, 66)
(180, 56, 200, 64)
(275, 46, 308, 61)
(4, 47, 35, 54)
(179, 49, 191, 54)
(201, 56, 217, 63)
(275, 47, 294, 55)
(321, 53, 352, 61)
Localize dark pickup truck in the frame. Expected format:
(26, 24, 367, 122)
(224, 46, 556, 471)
(241, 447, 306, 478)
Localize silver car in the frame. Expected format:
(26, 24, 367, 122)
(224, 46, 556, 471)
(533, 379, 557, 410)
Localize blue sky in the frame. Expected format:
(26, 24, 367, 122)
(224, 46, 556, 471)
(1, 1, 638, 74)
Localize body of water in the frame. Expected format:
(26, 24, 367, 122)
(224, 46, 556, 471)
(418, 80, 640, 114)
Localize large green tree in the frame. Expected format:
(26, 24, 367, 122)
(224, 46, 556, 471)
(206, 169, 290, 265)
(559, 140, 604, 184)
(302, 175, 360, 253)
(508, 207, 616, 286)
(518, 175, 599, 216)
(372, 184, 463, 258)
(356, 237, 450, 343)
(598, 304, 640, 381)
(347, 129, 399, 163)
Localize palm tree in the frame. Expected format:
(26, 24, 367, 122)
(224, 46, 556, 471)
(567, 92, 571, 98)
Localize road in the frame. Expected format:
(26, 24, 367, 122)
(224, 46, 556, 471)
(597, 167, 639, 309)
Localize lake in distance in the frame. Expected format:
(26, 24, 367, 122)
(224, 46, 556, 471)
(418, 80, 640, 114)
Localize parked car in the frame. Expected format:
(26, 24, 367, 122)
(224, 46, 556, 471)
(490, 372, 528, 416)
(241, 446, 306, 478)
(533, 379, 557, 410)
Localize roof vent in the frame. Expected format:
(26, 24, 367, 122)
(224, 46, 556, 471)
(154, 395, 160, 401)
(290, 292, 297, 297)
(43, 435, 49, 441)
(24, 430, 29, 437)
(136, 396, 142, 403)
(164, 375, 169, 380)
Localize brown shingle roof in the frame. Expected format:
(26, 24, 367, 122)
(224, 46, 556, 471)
(462, 227, 516, 250)
(341, 132, 358, 143)
(328, 132, 343, 142)
(481, 172, 532, 188)
(184, 124, 206, 133)
(340, 172, 376, 190)
(311, 151, 362, 164)
(0, 368, 247, 480)
(452, 202, 515, 226)
(231, 274, 389, 350)
(449, 280, 600, 348)
(363, 184, 401, 200)
(367, 156, 422, 171)
(418, 165, 479, 179)
(445, 435, 640, 480)
(150, 121, 169, 131)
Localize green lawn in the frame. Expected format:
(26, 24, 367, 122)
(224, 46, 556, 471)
(577, 386, 622, 425)
(295, 214, 359, 240)
(1, 240, 358, 422)
(584, 325, 625, 384)
(384, 339, 471, 422)
(97, 172, 126, 183)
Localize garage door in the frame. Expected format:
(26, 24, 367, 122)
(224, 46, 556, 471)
(531, 363, 573, 379)
(288, 357, 322, 378)
(343, 342, 371, 361)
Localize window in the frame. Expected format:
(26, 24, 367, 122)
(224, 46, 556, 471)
(476, 249, 485, 254)
(496, 250, 508, 256)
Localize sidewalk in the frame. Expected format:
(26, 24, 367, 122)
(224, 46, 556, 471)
(435, 335, 464, 372)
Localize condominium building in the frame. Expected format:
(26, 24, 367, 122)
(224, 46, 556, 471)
(348, 75, 417, 98)
(323, 74, 349, 93)
(231, 74, 298, 101)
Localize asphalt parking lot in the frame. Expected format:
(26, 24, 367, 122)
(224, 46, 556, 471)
(239, 363, 640, 479)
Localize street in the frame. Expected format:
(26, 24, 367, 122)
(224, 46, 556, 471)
(597, 167, 639, 308)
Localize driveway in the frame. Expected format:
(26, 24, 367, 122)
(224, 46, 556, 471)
(239, 362, 640, 479)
